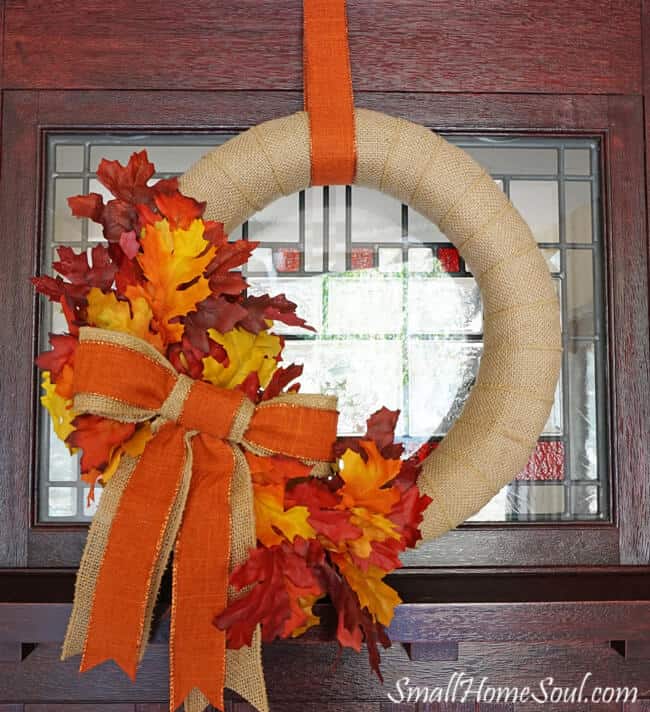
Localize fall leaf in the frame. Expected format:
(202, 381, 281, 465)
(237, 294, 314, 334)
(36, 334, 78, 399)
(68, 193, 104, 222)
(67, 414, 136, 473)
(183, 296, 248, 353)
(128, 218, 216, 343)
(254, 483, 315, 547)
(334, 558, 401, 628)
(334, 407, 404, 460)
(285, 480, 362, 544)
(214, 539, 325, 648)
(89, 423, 154, 487)
(40, 372, 77, 444)
(338, 441, 402, 515)
(96, 150, 155, 205)
(153, 191, 206, 230)
(388, 480, 432, 548)
(261, 363, 303, 401)
(86, 288, 163, 352)
(52, 244, 118, 294)
(202, 327, 281, 389)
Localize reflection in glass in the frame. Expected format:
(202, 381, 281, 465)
(565, 250, 595, 336)
(510, 180, 559, 242)
(565, 182, 593, 244)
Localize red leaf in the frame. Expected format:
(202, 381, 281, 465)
(68, 193, 104, 222)
(119, 230, 139, 259)
(152, 176, 179, 196)
(214, 539, 325, 648)
(32, 275, 65, 302)
(67, 415, 135, 473)
(286, 481, 362, 544)
(237, 372, 260, 402)
(101, 199, 139, 243)
(97, 150, 155, 204)
(261, 363, 303, 401)
(206, 240, 258, 276)
(209, 271, 248, 297)
(36, 334, 78, 381)
(203, 221, 228, 248)
(237, 294, 313, 334)
(388, 483, 432, 549)
(53, 244, 118, 294)
(183, 296, 248, 352)
(153, 191, 206, 230)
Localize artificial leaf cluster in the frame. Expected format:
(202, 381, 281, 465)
(34, 151, 431, 677)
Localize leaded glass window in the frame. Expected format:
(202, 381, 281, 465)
(38, 133, 607, 523)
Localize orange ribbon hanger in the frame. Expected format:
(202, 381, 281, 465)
(303, 0, 357, 185)
(67, 328, 338, 711)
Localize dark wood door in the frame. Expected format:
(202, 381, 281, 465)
(1, 2, 650, 710)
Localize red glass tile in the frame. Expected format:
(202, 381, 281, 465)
(516, 440, 564, 481)
(437, 246, 461, 273)
(350, 248, 374, 270)
(274, 248, 300, 272)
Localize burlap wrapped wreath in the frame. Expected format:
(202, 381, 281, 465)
(180, 108, 563, 542)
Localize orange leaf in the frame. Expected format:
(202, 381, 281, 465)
(338, 440, 401, 514)
(129, 218, 216, 344)
(67, 414, 136, 473)
(253, 482, 315, 547)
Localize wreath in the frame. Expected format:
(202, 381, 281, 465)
(34, 111, 560, 712)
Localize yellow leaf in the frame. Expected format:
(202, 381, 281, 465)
(40, 371, 77, 445)
(338, 441, 402, 514)
(254, 483, 316, 547)
(202, 327, 281, 389)
(337, 559, 401, 627)
(290, 594, 320, 638)
(131, 218, 216, 343)
(346, 507, 401, 560)
(86, 288, 163, 351)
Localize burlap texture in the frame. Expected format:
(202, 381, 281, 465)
(180, 107, 562, 543)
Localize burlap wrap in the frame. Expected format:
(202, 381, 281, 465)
(179, 108, 562, 542)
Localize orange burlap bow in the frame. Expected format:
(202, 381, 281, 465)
(61, 328, 338, 712)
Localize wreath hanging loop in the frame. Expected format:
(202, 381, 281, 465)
(180, 107, 563, 542)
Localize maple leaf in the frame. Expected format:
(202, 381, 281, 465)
(153, 191, 206, 230)
(128, 218, 216, 344)
(334, 407, 404, 460)
(37, 334, 78, 400)
(334, 558, 401, 628)
(247, 452, 312, 487)
(285, 480, 362, 544)
(86, 288, 163, 352)
(344, 507, 402, 564)
(254, 482, 315, 547)
(202, 327, 281, 389)
(203, 221, 228, 248)
(338, 441, 402, 515)
(86, 423, 154, 489)
(261, 363, 303, 401)
(215, 539, 325, 648)
(102, 199, 140, 244)
(52, 245, 118, 294)
(32, 275, 66, 302)
(68, 193, 104, 222)
(237, 294, 314, 334)
(183, 296, 248, 353)
(67, 415, 136, 473)
(97, 150, 155, 205)
(388, 482, 432, 549)
(40, 372, 77, 445)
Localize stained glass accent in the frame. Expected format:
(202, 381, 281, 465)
(38, 134, 607, 524)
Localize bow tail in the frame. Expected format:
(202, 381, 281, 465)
(170, 434, 233, 712)
(78, 422, 192, 679)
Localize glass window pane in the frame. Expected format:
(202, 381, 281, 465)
(565, 149, 591, 176)
(55, 144, 84, 173)
(38, 133, 607, 525)
(565, 181, 593, 243)
(510, 180, 560, 242)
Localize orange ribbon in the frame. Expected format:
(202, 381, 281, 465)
(67, 328, 338, 711)
(303, 0, 357, 185)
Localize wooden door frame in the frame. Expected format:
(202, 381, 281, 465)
(0, 90, 647, 586)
